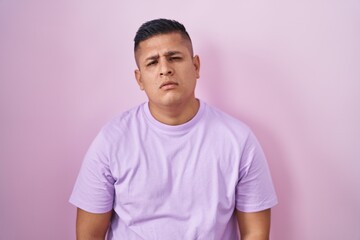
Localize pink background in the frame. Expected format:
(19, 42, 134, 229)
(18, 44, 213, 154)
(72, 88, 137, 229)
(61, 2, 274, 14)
(1, 1, 359, 239)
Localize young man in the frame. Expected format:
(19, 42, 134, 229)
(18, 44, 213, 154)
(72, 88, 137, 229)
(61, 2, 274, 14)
(70, 19, 278, 240)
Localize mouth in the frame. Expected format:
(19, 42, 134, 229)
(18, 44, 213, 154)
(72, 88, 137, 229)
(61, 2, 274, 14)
(160, 81, 179, 89)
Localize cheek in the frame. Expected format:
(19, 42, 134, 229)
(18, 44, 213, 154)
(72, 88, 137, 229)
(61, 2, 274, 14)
(141, 73, 158, 86)
(185, 69, 198, 84)
(142, 78, 159, 92)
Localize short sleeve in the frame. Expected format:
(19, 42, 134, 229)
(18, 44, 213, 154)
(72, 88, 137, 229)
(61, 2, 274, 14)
(235, 131, 278, 212)
(69, 130, 115, 213)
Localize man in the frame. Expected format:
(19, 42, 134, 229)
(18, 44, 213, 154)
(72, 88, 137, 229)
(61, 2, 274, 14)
(70, 18, 278, 240)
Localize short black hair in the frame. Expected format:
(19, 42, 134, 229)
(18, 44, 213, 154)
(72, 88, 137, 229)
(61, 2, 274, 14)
(134, 18, 192, 52)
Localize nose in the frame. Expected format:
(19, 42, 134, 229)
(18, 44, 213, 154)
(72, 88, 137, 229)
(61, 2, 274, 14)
(159, 61, 174, 76)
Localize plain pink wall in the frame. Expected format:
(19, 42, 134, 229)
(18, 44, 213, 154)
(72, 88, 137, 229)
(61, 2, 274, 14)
(1, 1, 359, 239)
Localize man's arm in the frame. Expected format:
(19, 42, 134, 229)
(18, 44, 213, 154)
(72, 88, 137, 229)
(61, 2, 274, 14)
(76, 208, 112, 240)
(236, 209, 271, 240)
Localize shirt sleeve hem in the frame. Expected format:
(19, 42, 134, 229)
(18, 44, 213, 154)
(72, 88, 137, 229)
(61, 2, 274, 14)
(69, 197, 113, 214)
(235, 198, 278, 213)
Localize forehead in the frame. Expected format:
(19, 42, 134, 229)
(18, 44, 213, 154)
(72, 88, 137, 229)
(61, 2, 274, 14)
(135, 33, 192, 59)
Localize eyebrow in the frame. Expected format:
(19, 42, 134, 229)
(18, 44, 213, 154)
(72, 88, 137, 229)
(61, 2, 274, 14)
(145, 51, 182, 62)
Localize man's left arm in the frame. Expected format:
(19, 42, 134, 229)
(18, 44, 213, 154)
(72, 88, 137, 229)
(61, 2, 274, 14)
(236, 209, 271, 240)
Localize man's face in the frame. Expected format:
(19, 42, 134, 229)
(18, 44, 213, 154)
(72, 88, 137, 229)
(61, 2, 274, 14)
(134, 32, 200, 110)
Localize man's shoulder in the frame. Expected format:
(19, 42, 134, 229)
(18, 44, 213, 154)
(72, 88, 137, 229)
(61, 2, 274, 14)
(100, 102, 146, 137)
(203, 102, 250, 132)
(110, 102, 145, 123)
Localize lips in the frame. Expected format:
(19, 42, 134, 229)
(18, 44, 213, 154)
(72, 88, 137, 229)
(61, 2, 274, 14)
(160, 81, 178, 89)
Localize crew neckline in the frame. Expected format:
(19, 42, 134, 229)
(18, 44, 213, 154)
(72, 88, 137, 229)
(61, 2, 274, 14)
(142, 100, 205, 134)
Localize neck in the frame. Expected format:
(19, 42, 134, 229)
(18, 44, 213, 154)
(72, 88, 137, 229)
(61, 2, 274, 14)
(148, 98, 200, 126)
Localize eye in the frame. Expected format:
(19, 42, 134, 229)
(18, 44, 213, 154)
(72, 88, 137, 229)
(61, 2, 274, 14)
(169, 56, 182, 61)
(146, 60, 157, 66)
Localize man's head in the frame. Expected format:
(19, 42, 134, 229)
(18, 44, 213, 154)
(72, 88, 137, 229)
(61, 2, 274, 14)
(133, 19, 200, 114)
(134, 18, 193, 56)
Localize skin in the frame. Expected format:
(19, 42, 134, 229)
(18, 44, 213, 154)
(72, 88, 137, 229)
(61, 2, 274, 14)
(237, 209, 271, 240)
(76, 32, 271, 240)
(134, 32, 200, 125)
(76, 208, 112, 240)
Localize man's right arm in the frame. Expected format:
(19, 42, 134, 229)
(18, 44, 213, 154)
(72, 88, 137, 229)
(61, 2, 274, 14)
(76, 208, 112, 240)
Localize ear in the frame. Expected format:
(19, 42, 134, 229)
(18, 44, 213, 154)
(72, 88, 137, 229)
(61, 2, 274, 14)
(134, 69, 144, 90)
(193, 55, 200, 79)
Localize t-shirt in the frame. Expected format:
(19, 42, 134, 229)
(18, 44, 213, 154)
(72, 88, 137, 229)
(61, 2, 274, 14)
(69, 100, 278, 239)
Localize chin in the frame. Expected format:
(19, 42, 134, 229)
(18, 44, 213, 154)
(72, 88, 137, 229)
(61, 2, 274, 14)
(161, 94, 183, 105)
(150, 92, 194, 108)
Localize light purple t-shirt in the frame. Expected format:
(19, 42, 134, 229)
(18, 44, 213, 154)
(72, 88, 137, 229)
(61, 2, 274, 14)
(69, 100, 278, 239)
